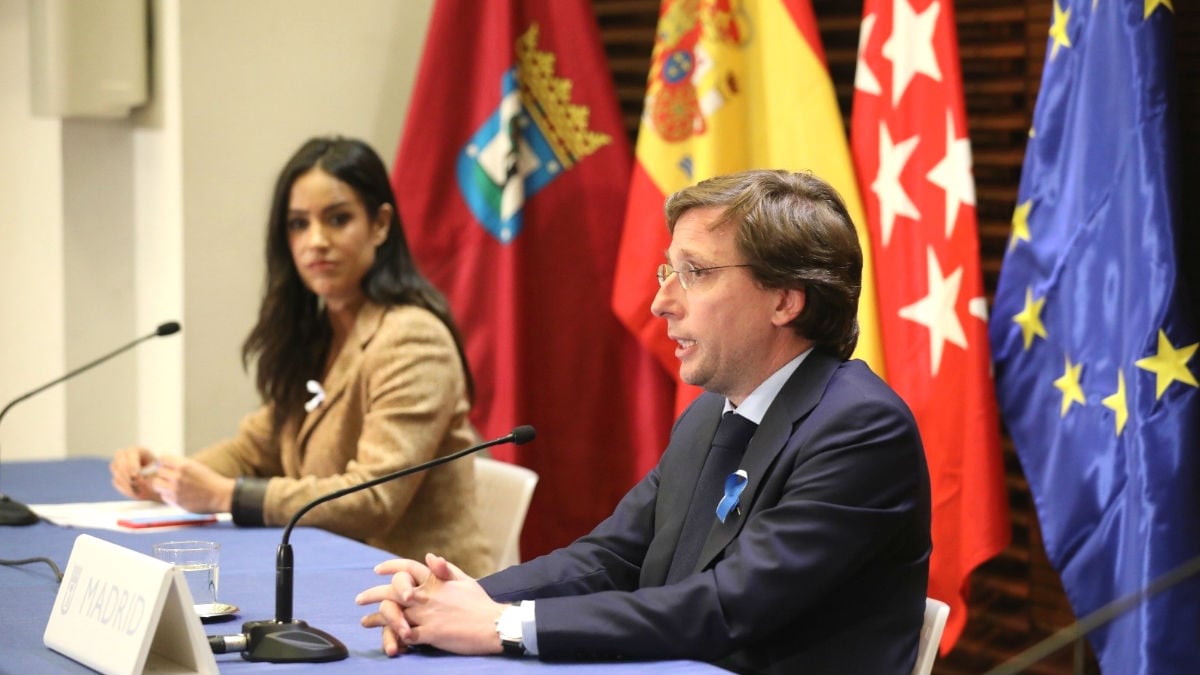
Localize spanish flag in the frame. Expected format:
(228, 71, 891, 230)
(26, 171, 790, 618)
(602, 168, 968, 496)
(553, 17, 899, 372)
(612, 0, 885, 416)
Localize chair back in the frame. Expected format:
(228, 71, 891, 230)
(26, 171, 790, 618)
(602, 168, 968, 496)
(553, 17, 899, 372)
(474, 456, 539, 573)
(913, 597, 950, 675)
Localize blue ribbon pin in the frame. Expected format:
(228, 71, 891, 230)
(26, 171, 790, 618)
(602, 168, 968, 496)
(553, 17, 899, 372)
(716, 470, 748, 523)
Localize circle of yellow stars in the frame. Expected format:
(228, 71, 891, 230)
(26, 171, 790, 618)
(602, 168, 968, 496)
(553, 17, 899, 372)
(1015, 283, 1196, 437)
(1006, 0, 1192, 437)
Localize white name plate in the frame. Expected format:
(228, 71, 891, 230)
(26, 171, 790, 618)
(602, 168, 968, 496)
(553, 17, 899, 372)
(43, 534, 218, 675)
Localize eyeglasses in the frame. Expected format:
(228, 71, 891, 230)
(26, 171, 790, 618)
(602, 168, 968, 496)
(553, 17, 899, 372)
(656, 262, 752, 290)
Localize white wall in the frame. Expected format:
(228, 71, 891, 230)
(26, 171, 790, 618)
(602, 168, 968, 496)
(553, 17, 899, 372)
(0, 0, 435, 461)
(0, 0, 66, 460)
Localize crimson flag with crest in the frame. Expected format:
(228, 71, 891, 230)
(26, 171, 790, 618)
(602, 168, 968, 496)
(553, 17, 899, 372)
(393, 0, 674, 558)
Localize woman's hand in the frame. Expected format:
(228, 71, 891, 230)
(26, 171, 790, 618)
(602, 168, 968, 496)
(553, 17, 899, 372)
(110, 446, 162, 501)
(148, 456, 235, 513)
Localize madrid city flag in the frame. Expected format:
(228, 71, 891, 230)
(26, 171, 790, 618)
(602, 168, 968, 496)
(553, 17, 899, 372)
(989, 1, 1200, 672)
(394, 0, 674, 556)
(850, 0, 1010, 652)
(612, 0, 885, 415)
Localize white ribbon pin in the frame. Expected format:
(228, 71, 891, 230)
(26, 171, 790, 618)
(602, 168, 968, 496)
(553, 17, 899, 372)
(305, 379, 326, 412)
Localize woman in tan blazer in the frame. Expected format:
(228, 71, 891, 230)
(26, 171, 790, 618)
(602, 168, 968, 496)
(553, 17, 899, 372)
(110, 136, 493, 578)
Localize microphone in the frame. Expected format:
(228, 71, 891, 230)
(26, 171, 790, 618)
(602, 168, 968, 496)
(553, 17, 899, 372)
(0, 320, 181, 427)
(0, 321, 181, 527)
(220, 425, 536, 663)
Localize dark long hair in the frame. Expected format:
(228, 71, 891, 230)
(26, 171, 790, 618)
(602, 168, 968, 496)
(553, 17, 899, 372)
(665, 169, 863, 360)
(243, 136, 474, 431)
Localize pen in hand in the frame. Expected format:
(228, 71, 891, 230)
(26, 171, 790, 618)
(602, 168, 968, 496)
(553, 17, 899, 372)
(138, 462, 160, 478)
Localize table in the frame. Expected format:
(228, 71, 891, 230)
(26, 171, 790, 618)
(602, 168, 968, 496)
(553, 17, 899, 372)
(0, 459, 729, 674)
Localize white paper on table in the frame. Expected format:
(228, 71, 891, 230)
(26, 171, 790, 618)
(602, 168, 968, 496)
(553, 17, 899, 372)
(29, 501, 232, 532)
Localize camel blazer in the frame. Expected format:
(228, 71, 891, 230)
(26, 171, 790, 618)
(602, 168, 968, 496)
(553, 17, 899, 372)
(194, 302, 493, 578)
(482, 351, 931, 674)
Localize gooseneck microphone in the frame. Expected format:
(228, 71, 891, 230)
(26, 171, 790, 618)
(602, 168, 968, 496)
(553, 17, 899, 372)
(0, 321, 181, 427)
(0, 321, 181, 527)
(222, 425, 536, 663)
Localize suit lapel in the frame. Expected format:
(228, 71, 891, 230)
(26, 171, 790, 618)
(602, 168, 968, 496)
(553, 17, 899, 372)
(694, 351, 843, 571)
(641, 393, 725, 586)
(294, 303, 385, 454)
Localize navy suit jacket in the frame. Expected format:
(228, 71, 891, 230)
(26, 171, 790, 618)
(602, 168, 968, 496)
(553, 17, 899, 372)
(481, 351, 931, 674)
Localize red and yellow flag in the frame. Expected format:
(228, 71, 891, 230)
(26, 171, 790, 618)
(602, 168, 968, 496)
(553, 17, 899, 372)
(851, 0, 1010, 651)
(613, 0, 885, 418)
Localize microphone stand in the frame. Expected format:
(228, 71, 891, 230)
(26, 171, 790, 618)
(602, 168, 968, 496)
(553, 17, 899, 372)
(238, 425, 536, 663)
(984, 551, 1200, 675)
(0, 322, 181, 527)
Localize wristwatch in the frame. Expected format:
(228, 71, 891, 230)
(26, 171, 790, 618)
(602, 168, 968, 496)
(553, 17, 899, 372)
(495, 604, 526, 656)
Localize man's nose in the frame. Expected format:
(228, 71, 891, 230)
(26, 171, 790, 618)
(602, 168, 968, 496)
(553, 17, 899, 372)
(651, 274, 683, 318)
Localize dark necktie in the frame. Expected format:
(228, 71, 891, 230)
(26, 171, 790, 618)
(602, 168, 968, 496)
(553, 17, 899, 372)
(666, 411, 758, 583)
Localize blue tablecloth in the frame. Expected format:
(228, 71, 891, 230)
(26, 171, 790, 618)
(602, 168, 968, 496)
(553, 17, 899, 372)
(0, 459, 728, 674)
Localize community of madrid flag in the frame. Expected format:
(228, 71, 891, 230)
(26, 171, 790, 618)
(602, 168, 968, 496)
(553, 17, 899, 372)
(612, 0, 886, 414)
(850, 0, 1010, 652)
(989, 1, 1200, 672)
(393, 0, 674, 556)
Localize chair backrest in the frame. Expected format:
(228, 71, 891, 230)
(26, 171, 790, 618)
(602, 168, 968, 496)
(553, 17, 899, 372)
(474, 456, 539, 573)
(912, 597, 950, 675)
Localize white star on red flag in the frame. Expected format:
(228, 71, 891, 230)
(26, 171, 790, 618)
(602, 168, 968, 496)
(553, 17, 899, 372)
(925, 109, 976, 239)
(855, 13, 882, 96)
(871, 121, 921, 246)
(850, 0, 1010, 654)
(881, 0, 943, 106)
(897, 246, 966, 376)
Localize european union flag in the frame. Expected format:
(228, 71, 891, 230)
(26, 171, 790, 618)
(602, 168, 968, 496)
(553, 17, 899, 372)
(989, 1, 1200, 673)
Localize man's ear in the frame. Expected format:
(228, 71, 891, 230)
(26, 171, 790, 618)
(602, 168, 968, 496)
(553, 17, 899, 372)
(772, 287, 806, 327)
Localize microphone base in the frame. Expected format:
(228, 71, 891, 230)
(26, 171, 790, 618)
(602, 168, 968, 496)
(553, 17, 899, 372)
(240, 619, 348, 663)
(0, 494, 38, 526)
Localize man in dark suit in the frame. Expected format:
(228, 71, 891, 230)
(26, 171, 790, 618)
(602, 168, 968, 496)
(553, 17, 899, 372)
(357, 169, 931, 674)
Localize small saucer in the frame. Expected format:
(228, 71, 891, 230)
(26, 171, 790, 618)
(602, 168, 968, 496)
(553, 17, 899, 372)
(195, 602, 239, 623)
